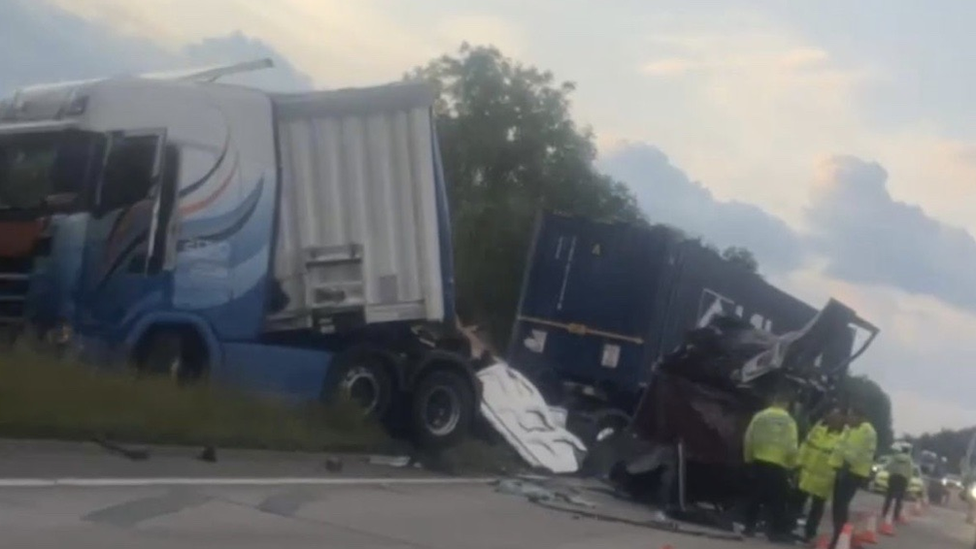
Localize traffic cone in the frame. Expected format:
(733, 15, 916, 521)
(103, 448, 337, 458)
(911, 500, 923, 516)
(855, 514, 878, 545)
(813, 534, 830, 549)
(880, 514, 896, 536)
(835, 523, 854, 549)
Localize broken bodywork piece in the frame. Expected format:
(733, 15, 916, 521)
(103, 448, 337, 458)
(614, 299, 878, 514)
(478, 362, 587, 474)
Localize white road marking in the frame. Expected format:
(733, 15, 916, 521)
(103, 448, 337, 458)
(0, 476, 497, 488)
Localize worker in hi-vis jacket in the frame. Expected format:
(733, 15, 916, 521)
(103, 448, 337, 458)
(828, 404, 878, 549)
(794, 407, 846, 542)
(742, 386, 798, 542)
(882, 446, 915, 523)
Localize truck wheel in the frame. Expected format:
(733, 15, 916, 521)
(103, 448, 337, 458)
(326, 351, 394, 419)
(410, 369, 475, 449)
(136, 329, 206, 384)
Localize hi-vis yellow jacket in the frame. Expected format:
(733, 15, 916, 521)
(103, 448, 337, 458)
(744, 405, 798, 468)
(887, 452, 914, 479)
(829, 421, 878, 478)
(798, 421, 843, 499)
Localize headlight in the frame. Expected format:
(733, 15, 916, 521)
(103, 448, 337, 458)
(968, 485, 976, 500)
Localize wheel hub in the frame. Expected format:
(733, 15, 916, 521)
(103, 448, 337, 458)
(341, 366, 380, 414)
(423, 386, 461, 436)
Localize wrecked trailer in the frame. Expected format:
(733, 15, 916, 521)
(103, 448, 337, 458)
(507, 212, 874, 444)
(505, 211, 878, 513)
(610, 298, 878, 518)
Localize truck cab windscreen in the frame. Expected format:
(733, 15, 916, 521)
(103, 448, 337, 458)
(0, 130, 103, 213)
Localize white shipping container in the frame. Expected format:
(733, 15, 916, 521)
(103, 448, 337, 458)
(270, 82, 445, 329)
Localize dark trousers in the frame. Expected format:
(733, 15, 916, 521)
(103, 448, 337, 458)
(882, 475, 908, 521)
(806, 496, 827, 540)
(793, 491, 827, 540)
(744, 461, 791, 539)
(830, 470, 867, 549)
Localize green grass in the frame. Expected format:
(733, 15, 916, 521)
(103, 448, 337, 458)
(0, 343, 387, 452)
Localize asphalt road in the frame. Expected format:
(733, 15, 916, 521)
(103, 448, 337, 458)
(0, 440, 971, 549)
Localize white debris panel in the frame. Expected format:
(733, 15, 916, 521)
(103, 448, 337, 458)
(477, 362, 587, 474)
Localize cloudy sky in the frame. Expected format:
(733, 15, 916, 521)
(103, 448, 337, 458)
(6, 0, 976, 435)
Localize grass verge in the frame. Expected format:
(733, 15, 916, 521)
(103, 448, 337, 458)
(0, 344, 387, 452)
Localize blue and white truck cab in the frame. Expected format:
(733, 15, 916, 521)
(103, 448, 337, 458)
(0, 60, 479, 447)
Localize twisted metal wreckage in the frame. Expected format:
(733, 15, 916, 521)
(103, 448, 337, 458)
(479, 298, 878, 534)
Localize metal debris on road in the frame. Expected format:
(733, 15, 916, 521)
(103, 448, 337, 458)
(493, 478, 596, 508)
(198, 445, 217, 463)
(366, 455, 412, 468)
(324, 456, 344, 473)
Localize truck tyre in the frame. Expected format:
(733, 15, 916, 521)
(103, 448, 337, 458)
(410, 369, 475, 449)
(326, 350, 394, 419)
(136, 329, 206, 384)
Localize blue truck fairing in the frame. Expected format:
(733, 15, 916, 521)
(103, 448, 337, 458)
(13, 82, 456, 405)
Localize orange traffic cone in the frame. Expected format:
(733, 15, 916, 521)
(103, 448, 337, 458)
(813, 534, 830, 549)
(880, 515, 896, 536)
(836, 523, 854, 549)
(856, 514, 879, 545)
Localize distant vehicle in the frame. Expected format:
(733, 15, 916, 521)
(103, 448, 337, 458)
(0, 60, 480, 447)
(943, 474, 964, 490)
(871, 455, 892, 480)
(919, 449, 947, 477)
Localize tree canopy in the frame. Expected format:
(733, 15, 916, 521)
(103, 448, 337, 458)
(841, 374, 894, 452)
(408, 44, 644, 343)
(905, 427, 976, 474)
(722, 246, 759, 273)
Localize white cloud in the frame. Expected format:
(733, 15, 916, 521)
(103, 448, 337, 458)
(642, 58, 699, 76)
(50, 0, 524, 88)
(616, 13, 976, 244)
(631, 26, 874, 224)
(888, 389, 976, 436)
(641, 47, 830, 77)
(436, 15, 526, 57)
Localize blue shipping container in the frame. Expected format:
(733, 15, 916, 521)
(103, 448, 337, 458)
(507, 211, 853, 410)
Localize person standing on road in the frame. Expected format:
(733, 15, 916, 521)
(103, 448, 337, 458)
(882, 446, 914, 523)
(794, 407, 846, 542)
(742, 386, 799, 542)
(828, 404, 878, 549)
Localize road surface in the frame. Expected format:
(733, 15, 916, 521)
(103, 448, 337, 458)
(0, 440, 971, 549)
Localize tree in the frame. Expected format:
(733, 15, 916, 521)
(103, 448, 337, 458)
(841, 374, 894, 452)
(910, 427, 976, 474)
(722, 246, 759, 273)
(409, 44, 644, 343)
